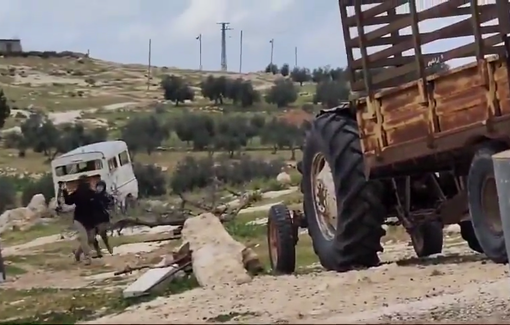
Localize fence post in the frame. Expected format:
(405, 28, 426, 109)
(491, 150, 510, 263)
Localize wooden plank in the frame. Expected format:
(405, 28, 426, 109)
(352, 34, 503, 91)
(351, 25, 500, 48)
(343, 4, 497, 27)
(351, 7, 499, 69)
(342, 0, 407, 27)
(354, 0, 374, 96)
(359, 46, 505, 69)
(338, 1, 356, 85)
(349, 0, 469, 46)
(123, 265, 177, 298)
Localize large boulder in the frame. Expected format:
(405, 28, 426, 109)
(27, 194, 47, 216)
(276, 170, 291, 185)
(182, 213, 261, 287)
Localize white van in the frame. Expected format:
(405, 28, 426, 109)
(51, 140, 139, 211)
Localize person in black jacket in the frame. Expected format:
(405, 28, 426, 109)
(60, 176, 97, 265)
(91, 180, 114, 257)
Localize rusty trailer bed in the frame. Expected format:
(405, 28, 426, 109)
(358, 56, 510, 171)
(339, 0, 510, 174)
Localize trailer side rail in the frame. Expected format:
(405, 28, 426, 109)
(339, 0, 510, 95)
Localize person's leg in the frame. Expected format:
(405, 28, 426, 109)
(74, 245, 83, 262)
(97, 222, 113, 254)
(73, 220, 92, 265)
(89, 227, 103, 258)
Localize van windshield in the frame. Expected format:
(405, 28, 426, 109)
(55, 159, 103, 177)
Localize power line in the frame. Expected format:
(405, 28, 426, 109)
(217, 22, 233, 71)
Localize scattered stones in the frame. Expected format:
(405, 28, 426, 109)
(0, 194, 55, 234)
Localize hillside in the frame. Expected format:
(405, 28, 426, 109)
(0, 55, 292, 129)
(0, 55, 318, 175)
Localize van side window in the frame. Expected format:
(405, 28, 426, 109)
(118, 150, 130, 166)
(108, 157, 118, 171)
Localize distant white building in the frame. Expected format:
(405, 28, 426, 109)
(0, 39, 22, 54)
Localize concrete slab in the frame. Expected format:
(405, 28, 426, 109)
(123, 265, 177, 298)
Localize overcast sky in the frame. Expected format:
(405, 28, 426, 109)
(0, 0, 494, 72)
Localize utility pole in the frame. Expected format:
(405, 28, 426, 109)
(239, 30, 243, 73)
(269, 38, 274, 66)
(147, 38, 152, 91)
(196, 34, 202, 70)
(294, 46, 298, 67)
(217, 22, 233, 71)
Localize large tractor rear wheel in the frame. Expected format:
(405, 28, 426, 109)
(301, 112, 386, 271)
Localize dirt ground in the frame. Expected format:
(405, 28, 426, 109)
(78, 235, 507, 324)
(1, 207, 509, 324)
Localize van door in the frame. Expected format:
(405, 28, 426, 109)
(113, 150, 138, 198)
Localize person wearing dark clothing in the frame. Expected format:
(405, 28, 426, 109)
(60, 176, 97, 265)
(91, 180, 114, 257)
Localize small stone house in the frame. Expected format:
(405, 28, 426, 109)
(0, 39, 22, 54)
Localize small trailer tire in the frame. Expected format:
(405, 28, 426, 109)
(267, 204, 296, 274)
(410, 221, 443, 257)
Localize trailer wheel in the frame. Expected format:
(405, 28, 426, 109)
(301, 113, 386, 271)
(267, 204, 296, 274)
(410, 222, 443, 257)
(458, 220, 483, 253)
(468, 144, 508, 263)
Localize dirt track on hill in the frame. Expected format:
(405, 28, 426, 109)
(86, 239, 509, 324)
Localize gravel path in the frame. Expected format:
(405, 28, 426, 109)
(85, 240, 510, 324)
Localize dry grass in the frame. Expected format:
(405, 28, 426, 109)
(1, 220, 70, 246)
(0, 149, 49, 173)
(0, 287, 138, 323)
(0, 232, 189, 323)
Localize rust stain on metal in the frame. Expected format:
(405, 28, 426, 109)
(358, 59, 508, 168)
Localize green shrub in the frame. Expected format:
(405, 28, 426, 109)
(224, 220, 265, 239)
(2, 175, 33, 192)
(133, 163, 167, 198)
(0, 176, 16, 213)
(21, 173, 54, 206)
(170, 155, 285, 194)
